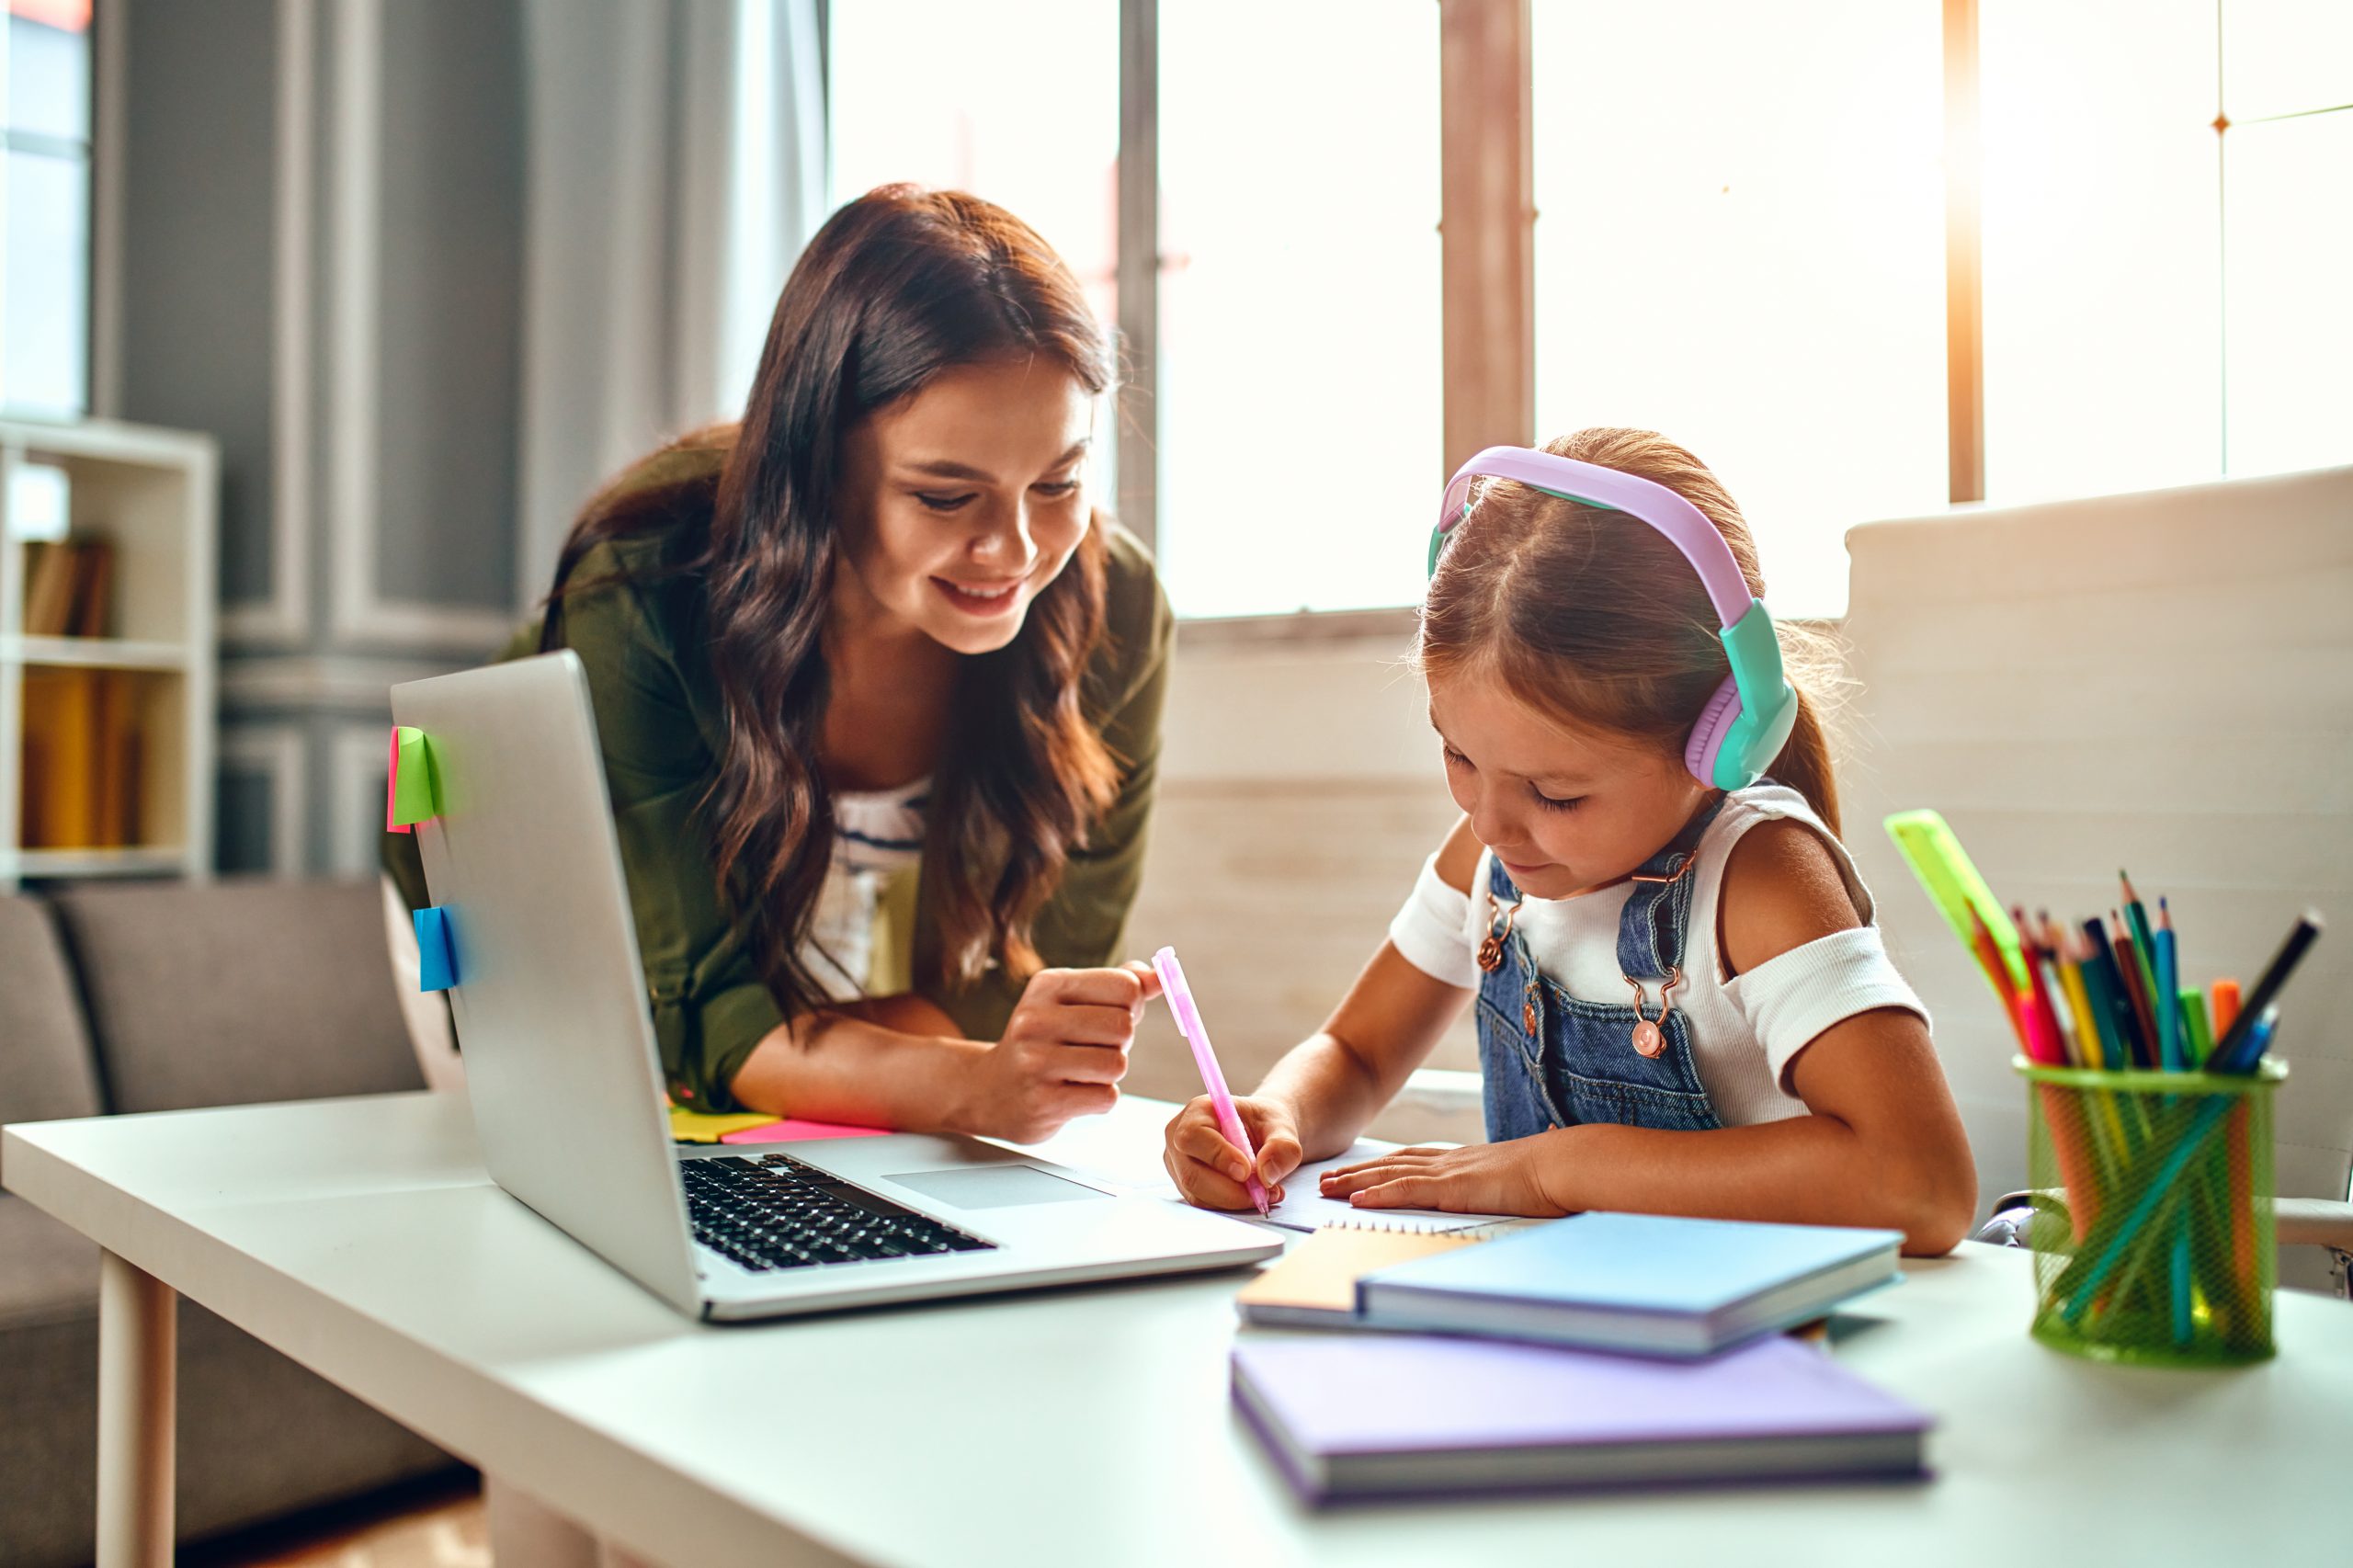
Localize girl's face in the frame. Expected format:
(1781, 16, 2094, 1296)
(1429, 661, 1715, 901)
(836, 357, 1096, 656)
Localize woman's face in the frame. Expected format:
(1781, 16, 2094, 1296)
(1428, 661, 1713, 900)
(836, 357, 1096, 656)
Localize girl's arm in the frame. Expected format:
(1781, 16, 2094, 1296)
(1326, 820, 1980, 1255)
(1162, 820, 1482, 1209)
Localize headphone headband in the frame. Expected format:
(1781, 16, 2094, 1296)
(1427, 446, 1798, 790)
(1432, 448, 1756, 630)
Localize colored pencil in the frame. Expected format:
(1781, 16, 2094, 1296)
(2015, 905, 2071, 1062)
(2209, 914, 2323, 1070)
(2052, 927, 2105, 1068)
(2154, 899, 2181, 1071)
(2109, 910, 2160, 1059)
(2120, 870, 2162, 1007)
(1967, 903, 2030, 1051)
(2084, 917, 2150, 1068)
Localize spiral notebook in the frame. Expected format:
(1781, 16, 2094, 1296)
(1235, 1223, 1502, 1327)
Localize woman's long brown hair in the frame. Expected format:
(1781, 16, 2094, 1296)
(1419, 427, 1844, 833)
(542, 187, 1120, 1021)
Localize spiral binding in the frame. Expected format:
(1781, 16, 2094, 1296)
(1314, 1219, 1513, 1241)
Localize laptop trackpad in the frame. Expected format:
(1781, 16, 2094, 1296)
(888, 1165, 1107, 1210)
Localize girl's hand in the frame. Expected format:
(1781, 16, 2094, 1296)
(1320, 1138, 1571, 1218)
(953, 963, 1159, 1144)
(1163, 1096, 1303, 1211)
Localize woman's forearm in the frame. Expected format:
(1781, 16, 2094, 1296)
(726, 1002, 984, 1132)
(1529, 1115, 1976, 1255)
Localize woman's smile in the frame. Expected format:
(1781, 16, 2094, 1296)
(930, 574, 1028, 616)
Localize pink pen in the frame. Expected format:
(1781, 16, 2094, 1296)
(1152, 945, 1270, 1216)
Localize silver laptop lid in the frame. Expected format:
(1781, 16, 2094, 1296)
(392, 652, 703, 1315)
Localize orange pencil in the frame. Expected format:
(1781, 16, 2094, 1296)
(1968, 904, 2029, 1051)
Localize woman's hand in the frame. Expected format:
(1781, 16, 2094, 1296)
(1318, 1136, 1572, 1218)
(951, 963, 1160, 1144)
(1163, 1096, 1305, 1210)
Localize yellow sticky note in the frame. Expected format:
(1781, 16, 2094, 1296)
(666, 1105, 783, 1144)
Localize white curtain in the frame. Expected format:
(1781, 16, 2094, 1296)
(515, 0, 827, 610)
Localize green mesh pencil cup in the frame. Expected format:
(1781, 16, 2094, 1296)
(2018, 1058, 2283, 1367)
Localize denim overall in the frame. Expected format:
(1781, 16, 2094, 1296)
(1474, 815, 1728, 1141)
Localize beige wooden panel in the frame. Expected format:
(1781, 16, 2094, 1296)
(1120, 778, 1478, 1111)
(1840, 465, 2353, 1255)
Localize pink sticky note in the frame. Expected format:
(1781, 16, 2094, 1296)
(720, 1118, 892, 1144)
(386, 727, 411, 834)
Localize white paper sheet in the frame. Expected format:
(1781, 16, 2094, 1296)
(1100, 1139, 1519, 1235)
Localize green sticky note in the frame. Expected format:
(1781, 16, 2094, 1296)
(389, 726, 440, 826)
(1883, 809, 2029, 990)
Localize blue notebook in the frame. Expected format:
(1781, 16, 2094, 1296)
(1357, 1211, 1904, 1358)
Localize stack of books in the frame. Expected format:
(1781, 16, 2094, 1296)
(20, 538, 115, 637)
(1230, 1211, 1927, 1503)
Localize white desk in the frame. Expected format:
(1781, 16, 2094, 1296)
(6, 1092, 2350, 1568)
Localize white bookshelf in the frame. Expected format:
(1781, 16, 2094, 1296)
(0, 418, 217, 892)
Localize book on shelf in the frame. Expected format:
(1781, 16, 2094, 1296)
(19, 667, 145, 849)
(18, 538, 117, 638)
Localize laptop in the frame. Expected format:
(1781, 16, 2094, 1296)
(392, 652, 1279, 1322)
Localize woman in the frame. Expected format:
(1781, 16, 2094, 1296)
(391, 187, 1169, 1144)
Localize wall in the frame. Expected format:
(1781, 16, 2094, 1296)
(1120, 620, 1483, 1142)
(114, 0, 527, 879)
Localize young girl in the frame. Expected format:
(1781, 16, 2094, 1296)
(1162, 428, 1976, 1255)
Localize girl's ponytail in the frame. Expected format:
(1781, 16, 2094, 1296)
(1765, 681, 1841, 837)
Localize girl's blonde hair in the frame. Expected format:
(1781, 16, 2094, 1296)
(1417, 426, 1844, 834)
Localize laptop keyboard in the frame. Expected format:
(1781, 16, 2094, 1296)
(681, 1153, 995, 1272)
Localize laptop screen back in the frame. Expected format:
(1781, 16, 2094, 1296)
(392, 652, 702, 1313)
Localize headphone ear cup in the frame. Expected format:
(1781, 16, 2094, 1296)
(1684, 674, 1748, 790)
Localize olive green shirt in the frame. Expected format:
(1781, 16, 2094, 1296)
(385, 452, 1172, 1112)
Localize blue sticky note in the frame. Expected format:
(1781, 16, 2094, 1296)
(414, 905, 458, 993)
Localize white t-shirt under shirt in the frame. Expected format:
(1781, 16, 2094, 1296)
(802, 777, 928, 1001)
(1385, 783, 1929, 1128)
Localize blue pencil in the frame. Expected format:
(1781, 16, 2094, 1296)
(2154, 899, 2181, 1072)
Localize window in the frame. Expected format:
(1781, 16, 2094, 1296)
(1978, 0, 2221, 503)
(824, 0, 2351, 625)
(1155, 1, 1441, 619)
(2216, 1, 2353, 478)
(1530, 1, 1949, 619)
(826, 0, 1120, 490)
(1978, 0, 2352, 500)
(3, 0, 92, 418)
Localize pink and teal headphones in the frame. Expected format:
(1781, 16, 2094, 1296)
(1429, 446, 1798, 791)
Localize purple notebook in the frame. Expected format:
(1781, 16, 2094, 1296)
(1231, 1332, 1929, 1503)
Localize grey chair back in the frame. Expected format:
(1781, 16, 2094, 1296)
(0, 893, 104, 1126)
(47, 879, 425, 1115)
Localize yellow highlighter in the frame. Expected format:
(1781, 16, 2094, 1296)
(1884, 809, 2031, 994)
